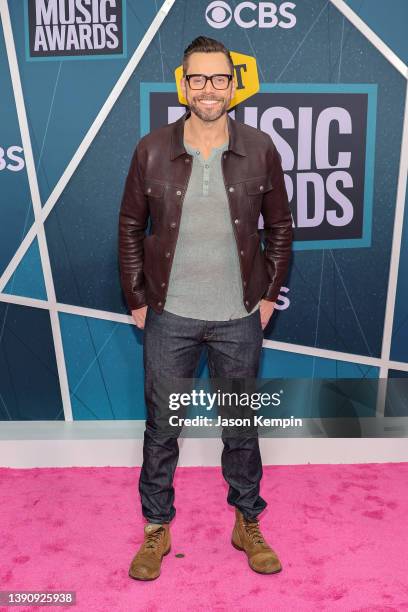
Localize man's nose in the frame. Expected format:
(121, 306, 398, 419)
(203, 78, 217, 94)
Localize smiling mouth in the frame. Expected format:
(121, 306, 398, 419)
(198, 99, 221, 106)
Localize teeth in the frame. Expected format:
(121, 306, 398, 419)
(200, 100, 219, 105)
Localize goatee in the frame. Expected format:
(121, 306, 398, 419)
(188, 96, 230, 122)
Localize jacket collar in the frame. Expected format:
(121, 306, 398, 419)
(170, 108, 247, 160)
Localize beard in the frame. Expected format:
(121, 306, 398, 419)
(187, 93, 231, 122)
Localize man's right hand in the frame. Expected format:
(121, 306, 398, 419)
(131, 305, 148, 329)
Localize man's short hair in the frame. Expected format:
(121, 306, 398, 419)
(182, 36, 234, 77)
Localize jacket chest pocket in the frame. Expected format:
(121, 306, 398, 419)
(144, 179, 166, 199)
(244, 175, 273, 219)
(144, 179, 184, 203)
(144, 179, 167, 227)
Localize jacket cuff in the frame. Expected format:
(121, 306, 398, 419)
(262, 283, 280, 303)
(124, 289, 147, 312)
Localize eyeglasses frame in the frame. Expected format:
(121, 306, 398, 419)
(185, 73, 233, 90)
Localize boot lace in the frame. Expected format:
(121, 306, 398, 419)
(143, 527, 164, 552)
(244, 520, 265, 545)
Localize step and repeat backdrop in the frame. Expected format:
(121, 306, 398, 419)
(0, 0, 407, 424)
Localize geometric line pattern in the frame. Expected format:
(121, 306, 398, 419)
(0, 0, 407, 422)
(0, 0, 72, 420)
(0, 0, 176, 421)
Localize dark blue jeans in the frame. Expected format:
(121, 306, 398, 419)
(139, 306, 267, 523)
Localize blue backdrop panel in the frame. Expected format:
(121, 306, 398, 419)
(391, 188, 408, 364)
(3, 237, 47, 300)
(7, 0, 161, 204)
(0, 19, 34, 278)
(386, 370, 408, 417)
(0, 302, 63, 420)
(345, 0, 408, 64)
(43, 126, 129, 314)
(59, 312, 145, 420)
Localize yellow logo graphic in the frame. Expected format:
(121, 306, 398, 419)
(174, 51, 259, 110)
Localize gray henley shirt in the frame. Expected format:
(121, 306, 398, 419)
(163, 138, 260, 321)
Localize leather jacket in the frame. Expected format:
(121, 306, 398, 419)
(118, 109, 293, 314)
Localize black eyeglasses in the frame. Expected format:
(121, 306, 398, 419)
(185, 74, 233, 90)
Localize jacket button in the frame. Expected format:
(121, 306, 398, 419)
(147, 187, 151, 193)
(223, 154, 227, 159)
(176, 190, 182, 196)
(243, 281, 247, 287)
(234, 218, 239, 224)
(259, 185, 264, 191)
(229, 186, 234, 192)
(158, 301, 162, 306)
(161, 282, 166, 288)
(170, 222, 177, 228)
(185, 158, 190, 163)
(245, 300, 249, 306)
(165, 251, 171, 258)
(240, 250, 244, 255)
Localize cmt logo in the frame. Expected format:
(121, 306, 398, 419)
(205, 1, 296, 29)
(174, 51, 259, 109)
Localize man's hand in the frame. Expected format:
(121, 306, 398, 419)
(131, 305, 148, 329)
(259, 299, 276, 329)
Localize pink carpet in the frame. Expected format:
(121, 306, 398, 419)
(1, 462, 408, 611)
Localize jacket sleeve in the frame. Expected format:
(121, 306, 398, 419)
(261, 141, 294, 303)
(118, 143, 149, 312)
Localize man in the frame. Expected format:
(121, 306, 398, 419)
(118, 36, 293, 580)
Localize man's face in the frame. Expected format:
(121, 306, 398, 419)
(181, 52, 235, 122)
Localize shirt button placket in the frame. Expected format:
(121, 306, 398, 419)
(203, 161, 210, 196)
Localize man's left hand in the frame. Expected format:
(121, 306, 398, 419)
(259, 299, 276, 329)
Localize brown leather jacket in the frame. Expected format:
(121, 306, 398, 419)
(118, 109, 293, 314)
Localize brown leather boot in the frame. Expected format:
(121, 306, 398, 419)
(128, 522, 171, 581)
(231, 508, 282, 574)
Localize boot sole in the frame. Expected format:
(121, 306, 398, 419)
(231, 539, 282, 574)
(128, 545, 171, 581)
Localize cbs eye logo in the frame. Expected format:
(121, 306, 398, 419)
(205, 1, 232, 28)
(205, 1, 296, 29)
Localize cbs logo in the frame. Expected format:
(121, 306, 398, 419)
(205, 1, 296, 29)
(0, 146, 25, 172)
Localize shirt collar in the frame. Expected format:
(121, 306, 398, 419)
(170, 108, 247, 160)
